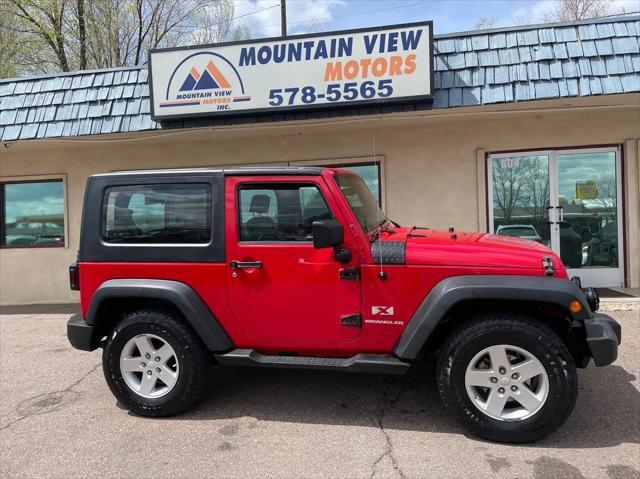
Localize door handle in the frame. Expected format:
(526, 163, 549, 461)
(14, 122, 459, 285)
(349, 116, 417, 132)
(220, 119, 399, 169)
(546, 205, 561, 225)
(230, 260, 262, 269)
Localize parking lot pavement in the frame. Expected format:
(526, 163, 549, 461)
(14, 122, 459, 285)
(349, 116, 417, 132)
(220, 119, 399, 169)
(1, 311, 638, 479)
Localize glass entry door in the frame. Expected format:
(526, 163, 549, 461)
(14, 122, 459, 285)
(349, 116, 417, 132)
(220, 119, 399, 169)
(488, 147, 623, 287)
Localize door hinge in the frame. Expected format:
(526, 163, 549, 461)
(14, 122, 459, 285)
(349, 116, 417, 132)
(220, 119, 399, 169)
(341, 314, 362, 328)
(339, 267, 360, 280)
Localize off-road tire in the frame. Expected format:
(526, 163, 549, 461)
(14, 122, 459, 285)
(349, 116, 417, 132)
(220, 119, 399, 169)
(103, 309, 211, 417)
(437, 312, 578, 443)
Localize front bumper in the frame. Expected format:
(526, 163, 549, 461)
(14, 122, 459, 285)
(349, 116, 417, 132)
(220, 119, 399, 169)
(583, 313, 621, 367)
(67, 314, 99, 351)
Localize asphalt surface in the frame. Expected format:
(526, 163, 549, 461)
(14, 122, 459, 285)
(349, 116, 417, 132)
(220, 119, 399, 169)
(1, 310, 638, 479)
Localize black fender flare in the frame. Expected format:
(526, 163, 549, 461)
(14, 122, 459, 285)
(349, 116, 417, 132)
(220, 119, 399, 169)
(86, 279, 233, 352)
(393, 275, 591, 360)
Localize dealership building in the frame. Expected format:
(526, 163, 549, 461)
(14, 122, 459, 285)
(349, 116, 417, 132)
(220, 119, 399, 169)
(0, 16, 639, 305)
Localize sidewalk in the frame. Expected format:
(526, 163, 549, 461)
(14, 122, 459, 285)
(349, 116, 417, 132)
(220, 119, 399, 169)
(599, 288, 640, 312)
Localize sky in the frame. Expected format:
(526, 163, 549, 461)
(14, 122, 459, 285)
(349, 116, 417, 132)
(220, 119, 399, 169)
(231, 0, 639, 39)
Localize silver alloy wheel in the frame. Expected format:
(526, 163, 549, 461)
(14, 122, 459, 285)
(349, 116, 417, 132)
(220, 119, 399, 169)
(119, 334, 179, 399)
(464, 344, 549, 421)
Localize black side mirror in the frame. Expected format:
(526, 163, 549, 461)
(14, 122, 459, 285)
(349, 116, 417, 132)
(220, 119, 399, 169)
(312, 219, 344, 248)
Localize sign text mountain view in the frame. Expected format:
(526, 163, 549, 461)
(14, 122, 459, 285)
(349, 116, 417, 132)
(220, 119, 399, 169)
(238, 30, 424, 66)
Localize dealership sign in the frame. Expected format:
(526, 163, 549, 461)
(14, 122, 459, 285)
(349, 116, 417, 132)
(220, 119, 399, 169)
(148, 21, 433, 120)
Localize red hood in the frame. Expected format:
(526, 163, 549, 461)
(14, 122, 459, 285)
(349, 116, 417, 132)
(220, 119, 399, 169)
(378, 227, 563, 271)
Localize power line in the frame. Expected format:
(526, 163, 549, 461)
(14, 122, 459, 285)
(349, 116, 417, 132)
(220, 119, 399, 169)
(169, 2, 281, 32)
(253, 1, 426, 32)
(232, 2, 281, 21)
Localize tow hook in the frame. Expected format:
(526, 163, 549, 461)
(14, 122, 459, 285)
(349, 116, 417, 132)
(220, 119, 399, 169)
(542, 256, 554, 276)
(571, 276, 600, 312)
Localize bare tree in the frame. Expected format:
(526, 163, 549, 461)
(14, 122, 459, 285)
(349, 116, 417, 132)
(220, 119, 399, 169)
(520, 160, 550, 226)
(76, 0, 87, 69)
(474, 17, 497, 30)
(492, 157, 551, 231)
(303, 16, 331, 34)
(0, 10, 30, 77)
(492, 160, 527, 224)
(590, 173, 617, 221)
(190, 0, 251, 44)
(0, 0, 250, 76)
(5, 0, 71, 71)
(542, 0, 625, 22)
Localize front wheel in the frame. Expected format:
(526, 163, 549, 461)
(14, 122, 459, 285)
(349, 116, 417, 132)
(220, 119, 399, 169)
(437, 313, 578, 443)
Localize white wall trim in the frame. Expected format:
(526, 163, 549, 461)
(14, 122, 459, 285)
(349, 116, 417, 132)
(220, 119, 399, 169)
(624, 139, 639, 288)
(476, 149, 487, 232)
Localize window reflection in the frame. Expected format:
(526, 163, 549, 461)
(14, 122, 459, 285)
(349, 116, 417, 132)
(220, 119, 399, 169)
(558, 152, 618, 268)
(2, 181, 65, 247)
(491, 155, 550, 247)
(490, 150, 620, 269)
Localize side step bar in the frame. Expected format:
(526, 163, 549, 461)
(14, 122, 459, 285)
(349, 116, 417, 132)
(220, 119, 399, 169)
(215, 349, 410, 375)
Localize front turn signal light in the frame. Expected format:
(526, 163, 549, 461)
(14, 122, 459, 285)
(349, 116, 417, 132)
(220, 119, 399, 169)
(569, 301, 582, 313)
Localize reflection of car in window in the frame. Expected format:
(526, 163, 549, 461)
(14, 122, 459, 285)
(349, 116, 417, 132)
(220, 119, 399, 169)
(586, 221, 618, 267)
(5, 235, 37, 245)
(33, 236, 65, 245)
(558, 222, 583, 269)
(495, 224, 543, 243)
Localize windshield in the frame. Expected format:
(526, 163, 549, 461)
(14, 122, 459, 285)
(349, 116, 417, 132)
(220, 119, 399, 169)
(335, 174, 386, 233)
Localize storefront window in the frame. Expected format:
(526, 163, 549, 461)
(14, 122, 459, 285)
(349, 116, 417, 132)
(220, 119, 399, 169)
(488, 147, 623, 287)
(1, 180, 65, 247)
(490, 155, 551, 247)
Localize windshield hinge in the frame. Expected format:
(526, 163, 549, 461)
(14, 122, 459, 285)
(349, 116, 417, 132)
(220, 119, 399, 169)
(340, 314, 362, 328)
(339, 267, 360, 280)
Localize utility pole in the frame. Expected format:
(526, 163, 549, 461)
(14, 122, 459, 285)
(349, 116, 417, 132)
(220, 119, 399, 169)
(281, 0, 287, 37)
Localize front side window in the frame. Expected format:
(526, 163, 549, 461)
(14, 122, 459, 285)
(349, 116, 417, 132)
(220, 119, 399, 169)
(1, 180, 65, 247)
(238, 183, 332, 241)
(102, 184, 211, 244)
(334, 174, 386, 233)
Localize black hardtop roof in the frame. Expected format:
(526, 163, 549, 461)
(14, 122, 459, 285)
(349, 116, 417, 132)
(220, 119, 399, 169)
(90, 166, 326, 179)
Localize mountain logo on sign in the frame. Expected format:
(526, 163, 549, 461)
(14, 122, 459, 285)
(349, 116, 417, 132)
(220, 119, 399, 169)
(160, 52, 250, 111)
(179, 61, 231, 91)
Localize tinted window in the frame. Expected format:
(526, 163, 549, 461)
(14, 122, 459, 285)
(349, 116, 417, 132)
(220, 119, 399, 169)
(102, 184, 211, 243)
(238, 183, 332, 242)
(1, 180, 65, 247)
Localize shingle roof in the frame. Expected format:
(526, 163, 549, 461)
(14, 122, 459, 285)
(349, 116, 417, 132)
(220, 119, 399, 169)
(1, 15, 639, 142)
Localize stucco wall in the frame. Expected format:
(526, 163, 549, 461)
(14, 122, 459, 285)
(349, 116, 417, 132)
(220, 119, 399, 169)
(1, 104, 639, 304)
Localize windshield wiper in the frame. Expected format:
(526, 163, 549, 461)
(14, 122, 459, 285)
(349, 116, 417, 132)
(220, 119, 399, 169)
(407, 225, 429, 238)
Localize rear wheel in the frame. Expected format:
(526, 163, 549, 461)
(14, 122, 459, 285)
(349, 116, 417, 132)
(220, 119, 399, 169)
(437, 312, 578, 443)
(103, 309, 211, 417)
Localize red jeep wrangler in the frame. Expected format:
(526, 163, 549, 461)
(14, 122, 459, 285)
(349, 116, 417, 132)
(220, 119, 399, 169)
(67, 167, 620, 442)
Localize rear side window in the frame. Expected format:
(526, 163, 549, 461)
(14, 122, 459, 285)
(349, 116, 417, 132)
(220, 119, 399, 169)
(102, 184, 211, 244)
